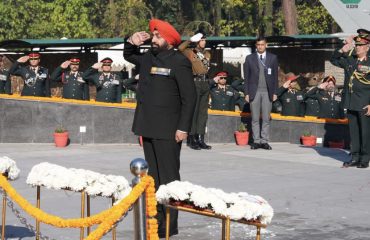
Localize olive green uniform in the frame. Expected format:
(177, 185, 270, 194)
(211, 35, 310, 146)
(82, 67, 123, 103)
(305, 87, 344, 119)
(0, 68, 11, 94)
(178, 40, 210, 135)
(277, 86, 305, 116)
(9, 62, 50, 97)
(50, 66, 89, 100)
(331, 48, 370, 166)
(209, 81, 240, 111)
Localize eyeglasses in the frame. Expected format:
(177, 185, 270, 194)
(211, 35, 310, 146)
(219, 77, 227, 79)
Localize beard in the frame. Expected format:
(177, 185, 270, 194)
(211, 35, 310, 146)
(151, 41, 169, 55)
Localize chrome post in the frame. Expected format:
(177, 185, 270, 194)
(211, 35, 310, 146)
(130, 158, 149, 240)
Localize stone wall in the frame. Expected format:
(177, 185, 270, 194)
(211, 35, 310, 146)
(0, 98, 349, 147)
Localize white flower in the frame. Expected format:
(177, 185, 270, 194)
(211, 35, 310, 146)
(27, 162, 132, 203)
(156, 181, 274, 223)
(0, 156, 20, 180)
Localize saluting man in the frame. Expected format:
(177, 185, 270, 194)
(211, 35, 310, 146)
(0, 55, 11, 94)
(50, 58, 89, 100)
(305, 75, 344, 119)
(9, 53, 50, 97)
(124, 19, 196, 238)
(277, 72, 305, 117)
(209, 71, 240, 111)
(178, 30, 212, 150)
(330, 33, 370, 168)
(82, 58, 123, 103)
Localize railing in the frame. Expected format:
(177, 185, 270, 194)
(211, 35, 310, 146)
(0, 159, 158, 240)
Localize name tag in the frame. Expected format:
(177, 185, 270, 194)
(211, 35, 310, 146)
(335, 96, 341, 102)
(150, 67, 171, 76)
(77, 77, 85, 83)
(0, 74, 6, 81)
(39, 73, 47, 78)
(297, 95, 303, 101)
(226, 91, 234, 96)
(267, 68, 272, 75)
(112, 80, 119, 85)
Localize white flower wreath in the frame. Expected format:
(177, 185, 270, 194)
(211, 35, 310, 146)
(26, 162, 132, 202)
(0, 156, 20, 180)
(156, 181, 274, 224)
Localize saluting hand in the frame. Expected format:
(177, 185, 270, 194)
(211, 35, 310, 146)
(364, 105, 370, 116)
(17, 56, 29, 63)
(318, 82, 328, 89)
(283, 80, 291, 89)
(92, 62, 102, 69)
(61, 60, 71, 69)
(213, 76, 220, 83)
(128, 31, 151, 46)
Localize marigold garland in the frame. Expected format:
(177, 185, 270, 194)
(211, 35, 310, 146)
(0, 174, 158, 240)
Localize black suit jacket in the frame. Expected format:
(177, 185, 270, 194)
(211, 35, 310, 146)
(124, 42, 196, 140)
(243, 52, 278, 102)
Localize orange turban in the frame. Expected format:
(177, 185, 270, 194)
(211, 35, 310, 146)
(149, 19, 181, 46)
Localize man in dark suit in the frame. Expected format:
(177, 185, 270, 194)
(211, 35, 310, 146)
(124, 19, 196, 238)
(243, 36, 278, 150)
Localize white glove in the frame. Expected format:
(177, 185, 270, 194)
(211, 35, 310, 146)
(190, 33, 203, 42)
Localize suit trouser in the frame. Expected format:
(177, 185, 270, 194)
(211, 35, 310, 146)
(250, 91, 272, 144)
(143, 137, 182, 235)
(347, 110, 370, 164)
(190, 81, 209, 135)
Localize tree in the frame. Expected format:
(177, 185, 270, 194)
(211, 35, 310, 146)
(282, 0, 298, 35)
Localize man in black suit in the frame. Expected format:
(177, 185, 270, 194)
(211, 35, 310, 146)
(124, 19, 196, 237)
(243, 36, 278, 150)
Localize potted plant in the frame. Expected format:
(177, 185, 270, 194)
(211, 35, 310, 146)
(234, 123, 249, 146)
(300, 130, 317, 146)
(54, 125, 69, 147)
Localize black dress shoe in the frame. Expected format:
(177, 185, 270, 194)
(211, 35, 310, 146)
(260, 143, 272, 150)
(342, 161, 359, 167)
(158, 229, 179, 238)
(357, 163, 369, 169)
(250, 143, 260, 150)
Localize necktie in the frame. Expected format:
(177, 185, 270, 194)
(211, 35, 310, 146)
(260, 55, 263, 61)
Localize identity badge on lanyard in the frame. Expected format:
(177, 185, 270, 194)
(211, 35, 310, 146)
(258, 56, 272, 75)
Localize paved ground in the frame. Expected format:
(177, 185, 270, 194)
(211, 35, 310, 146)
(0, 142, 369, 240)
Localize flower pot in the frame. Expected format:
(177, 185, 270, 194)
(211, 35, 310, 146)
(301, 135, 317, 146)
(53, 132, 69, 147)
(234, 131, 249, 145)
(328, 140, 345, 149)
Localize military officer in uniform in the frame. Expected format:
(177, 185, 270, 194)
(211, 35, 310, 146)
(303, 77, 320, 117)
(124, 19, 196, 238)
(209, 71, 240, 111)
(82, 58, 123, 103)
(9, 53, 50, 97)
(178, 30, 212, 150)
(305, 75, 344, 119)
(277, 72, 305, 117)
(0, 55, 11, 94)
(50, 58, 89, 100)
(331, 33, 370, 168)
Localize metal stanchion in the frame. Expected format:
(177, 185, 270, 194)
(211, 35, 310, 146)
(36, 186, 40, 240)
(2, 191, 6, 240)
(130, 158, 149, 240)
(87, 195, 90, 235)
(112, 197, 116, 240)
(80, 190, 85, 240)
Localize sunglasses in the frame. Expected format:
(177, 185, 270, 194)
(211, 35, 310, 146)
(219, 76, 227, 79)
